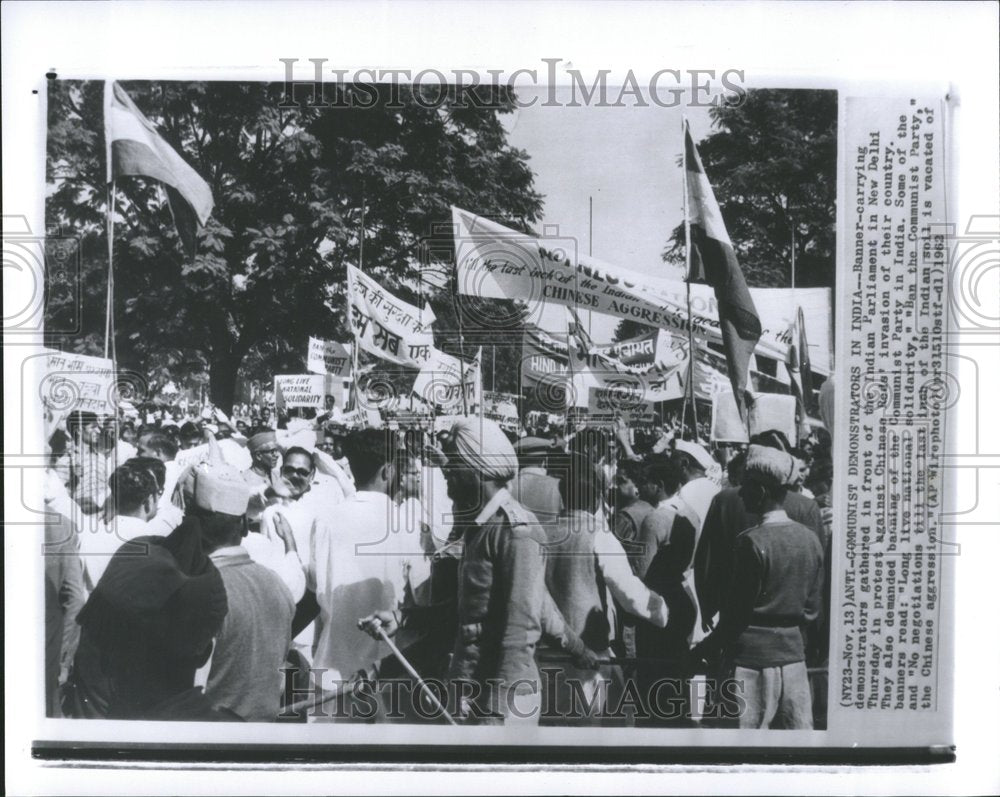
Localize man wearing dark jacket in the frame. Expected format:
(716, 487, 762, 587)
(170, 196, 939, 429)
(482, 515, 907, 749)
(692, 445, 824, 729)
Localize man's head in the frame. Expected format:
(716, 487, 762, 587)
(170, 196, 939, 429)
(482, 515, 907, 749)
(66, 410, 101, 448)
(120, 422, 137, 444)
(235, 419, 248, 436)
(279, 446, 316, 499)
(317, 429, 343, 459)
(638, 453, 683, 505)
(107, 464, 159, 521)
(739, 444, 796, 514)
(615, 459, 645, 504)
(136, 431, 179, 463)
(671, 439, 714, 484)
(179, 421, 202, 450)
(324, 394, 336, 411)
(190, 463, 251, 551)
(126, 455, 167, 498)
(726, 449, 747, 487)
(343, 429, 398, 495)
(515, 436, 553, 470)
(439, 418, 518, 511)
(247, 431, 281, 472)
(396, 451, 422, 500)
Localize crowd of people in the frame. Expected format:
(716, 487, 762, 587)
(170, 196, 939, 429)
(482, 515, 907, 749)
(43, 396, 833, 729)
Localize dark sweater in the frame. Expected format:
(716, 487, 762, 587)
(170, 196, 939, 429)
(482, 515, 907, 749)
(694, 488, 824, 623)
(709, 515, 824, 668)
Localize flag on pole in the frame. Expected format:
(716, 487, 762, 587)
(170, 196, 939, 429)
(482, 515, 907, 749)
(797, 305, 812, 414)
(684, 121, 761, 419)
(104, 81, 214, 255)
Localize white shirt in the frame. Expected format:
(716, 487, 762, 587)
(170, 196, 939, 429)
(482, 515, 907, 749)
(79, 514, 150, 589)
(144, 502, 184, 538)
(679, 476, 721, 534)
(308, 491, 408, 684)
(241, 532, 307, 603)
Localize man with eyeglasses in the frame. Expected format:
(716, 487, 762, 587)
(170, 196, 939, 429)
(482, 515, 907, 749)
(243, 431, 283, 532)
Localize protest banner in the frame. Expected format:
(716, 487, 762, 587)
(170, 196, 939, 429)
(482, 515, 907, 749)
(307, 337, 352, 376)
(274, 374, 326, 409)
(412, 347, 481, 412)
(482, 390, 520, 427)
(710, 389, 799, 444)
(453, 206, 789, 364)
(748, 392, 799, 443)
(587, 385, 656, 423)
(39, 349, 116, 419)
(346, 265, 435, 368)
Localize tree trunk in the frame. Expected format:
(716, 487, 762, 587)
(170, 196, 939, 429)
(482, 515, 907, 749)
(209, 350, 242, 414)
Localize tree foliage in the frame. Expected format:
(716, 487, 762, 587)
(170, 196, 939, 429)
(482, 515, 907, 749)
(45, 81, 543, 410)
(663, 89, 837, 289)
(616, 89, 836, 344)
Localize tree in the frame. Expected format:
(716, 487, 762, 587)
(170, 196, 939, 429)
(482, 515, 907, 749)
(45, 81, 543, 412)
(662, 89, 837, 290)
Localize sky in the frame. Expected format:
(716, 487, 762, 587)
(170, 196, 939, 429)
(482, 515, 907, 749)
(501, 85, 716, 340)
(504, 85, 716, 280)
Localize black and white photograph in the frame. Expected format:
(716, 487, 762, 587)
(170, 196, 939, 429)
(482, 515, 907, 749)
(4, 2, 998, 795)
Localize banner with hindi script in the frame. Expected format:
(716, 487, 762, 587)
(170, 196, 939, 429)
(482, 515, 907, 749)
(411, 347, 482, 412)
(482, 391, 521, 428)
(346, 264, 435, 367)
(307, 337, 352, 376)
(39, 349, 116, 420)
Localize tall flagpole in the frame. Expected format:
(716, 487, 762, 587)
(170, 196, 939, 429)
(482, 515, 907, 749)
(681, 118, 697, 439)
(104, 180, 117, 364)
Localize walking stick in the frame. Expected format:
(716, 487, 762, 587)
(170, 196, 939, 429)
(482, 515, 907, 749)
(375, 626, 458, 726)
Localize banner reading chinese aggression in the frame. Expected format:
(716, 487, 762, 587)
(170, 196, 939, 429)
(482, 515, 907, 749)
(346, 264, 435, 367)
(307, 337, 352, 376)
(452, 206, 790, 365)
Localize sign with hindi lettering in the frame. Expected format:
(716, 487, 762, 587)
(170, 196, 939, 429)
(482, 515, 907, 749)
(411, 347, 481, 412)
(307, 337, 352, 376)
(482, 390, 520, 427)
(587, 385, 656, 423)
(274, 374, 326, 408)
(40, 349, 116, 418)
(346, 265, 434, 367)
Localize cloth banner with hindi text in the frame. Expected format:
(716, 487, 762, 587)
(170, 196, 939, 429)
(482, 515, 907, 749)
(346, 264, 435, 367)
(411, 347, 482, 412)
(39, 349, 116, 420)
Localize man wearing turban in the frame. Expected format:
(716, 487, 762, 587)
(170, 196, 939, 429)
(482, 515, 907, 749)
(360, 417, 597, 725)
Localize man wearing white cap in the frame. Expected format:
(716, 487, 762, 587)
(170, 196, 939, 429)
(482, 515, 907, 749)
(671, 438, 721, 532)
(198, 463, 296, 722)
(692, 445, 824, 730)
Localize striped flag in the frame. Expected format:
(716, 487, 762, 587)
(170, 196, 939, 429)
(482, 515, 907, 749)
(684, 121, 761, 420)
(785, 306, 813, 437)
(104, 81, 214, 255)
